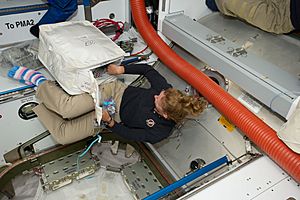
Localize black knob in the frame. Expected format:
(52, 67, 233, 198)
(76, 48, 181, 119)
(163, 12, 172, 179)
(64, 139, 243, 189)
(190, 158, 206, 171)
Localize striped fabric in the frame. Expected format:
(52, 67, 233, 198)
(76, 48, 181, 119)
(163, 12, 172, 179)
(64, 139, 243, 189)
(7, 66, 46, 86)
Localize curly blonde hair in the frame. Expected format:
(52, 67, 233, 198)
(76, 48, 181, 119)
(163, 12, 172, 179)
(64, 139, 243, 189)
(162, 88, 207, 123)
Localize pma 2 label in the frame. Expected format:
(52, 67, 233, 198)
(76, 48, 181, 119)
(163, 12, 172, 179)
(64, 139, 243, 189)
(5, 19, 35, 29)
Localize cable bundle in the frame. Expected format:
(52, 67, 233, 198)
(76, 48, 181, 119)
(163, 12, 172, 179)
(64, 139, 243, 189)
(93, 18, 124, 41)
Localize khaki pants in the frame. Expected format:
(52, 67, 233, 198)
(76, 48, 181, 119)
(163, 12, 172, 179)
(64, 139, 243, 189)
(33, 80, 127, 144)
(215, 0, 294, 34)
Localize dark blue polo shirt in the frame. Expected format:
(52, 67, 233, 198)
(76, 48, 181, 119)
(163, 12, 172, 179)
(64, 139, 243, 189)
(109, 64, 176, 144)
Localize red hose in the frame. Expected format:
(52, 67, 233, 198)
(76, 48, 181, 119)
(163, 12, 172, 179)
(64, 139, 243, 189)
(130, 0, 300, 182)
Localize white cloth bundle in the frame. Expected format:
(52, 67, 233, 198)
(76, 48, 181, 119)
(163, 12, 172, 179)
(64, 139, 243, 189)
(38, 21, 125, 124)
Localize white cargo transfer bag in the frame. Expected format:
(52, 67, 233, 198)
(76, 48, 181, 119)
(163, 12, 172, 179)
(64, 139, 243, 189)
(38, 21, 125, 124)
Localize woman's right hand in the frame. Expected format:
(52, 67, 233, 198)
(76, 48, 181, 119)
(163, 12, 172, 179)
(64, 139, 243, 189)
(101, 110, 115, 127)
(107, 64, 125, 75)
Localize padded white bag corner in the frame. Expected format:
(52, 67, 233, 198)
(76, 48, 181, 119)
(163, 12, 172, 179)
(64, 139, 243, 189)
(38, 20, 125, 95)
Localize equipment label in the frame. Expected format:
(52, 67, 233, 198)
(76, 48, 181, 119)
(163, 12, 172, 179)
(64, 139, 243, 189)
(238, 92, 262, 114)
(5, 19, 35, 30)
(20, 96, 34, 104)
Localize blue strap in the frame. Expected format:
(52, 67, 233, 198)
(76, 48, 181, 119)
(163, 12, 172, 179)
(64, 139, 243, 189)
(144, 156, 228, 200)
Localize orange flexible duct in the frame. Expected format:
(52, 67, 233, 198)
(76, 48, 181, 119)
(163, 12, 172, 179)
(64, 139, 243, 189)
(130, 0, 300, 182)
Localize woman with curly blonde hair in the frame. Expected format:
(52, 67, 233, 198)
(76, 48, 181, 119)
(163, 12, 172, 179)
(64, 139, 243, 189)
(159, 88, 207, 123)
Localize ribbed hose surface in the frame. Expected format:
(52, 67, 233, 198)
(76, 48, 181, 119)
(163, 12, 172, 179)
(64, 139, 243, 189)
(130, 0, 300, 182)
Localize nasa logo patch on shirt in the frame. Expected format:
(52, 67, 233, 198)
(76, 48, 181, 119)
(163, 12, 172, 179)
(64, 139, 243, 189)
(146, 119, 156, 128)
